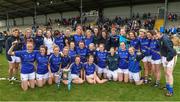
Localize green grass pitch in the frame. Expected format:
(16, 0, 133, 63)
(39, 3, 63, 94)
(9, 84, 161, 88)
(0, 51, 180, 101)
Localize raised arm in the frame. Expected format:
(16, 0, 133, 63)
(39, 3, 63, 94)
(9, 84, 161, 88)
(8, 41, 18, 56)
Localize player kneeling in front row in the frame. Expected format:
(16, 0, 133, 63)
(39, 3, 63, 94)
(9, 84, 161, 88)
(128, 47, 144, 85)
(8, 40, 37, 91)
(106, 47, 119, 81)
(69, 55, 84, 84)
(84, 55, 107, 84)
(35, 45, 50, 87)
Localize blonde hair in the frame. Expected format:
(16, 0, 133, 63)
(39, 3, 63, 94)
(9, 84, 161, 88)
(139, 29, 147, 33)
(53, 45, 59, 50)
(128, 47, 135, 51)
(25, 28, 32, 33)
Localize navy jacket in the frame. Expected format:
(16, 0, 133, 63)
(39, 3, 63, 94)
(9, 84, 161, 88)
(160, 34, 176, 61)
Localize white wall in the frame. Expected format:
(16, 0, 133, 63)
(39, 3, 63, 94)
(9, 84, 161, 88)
(47, 13, 61, 20)
(36, 15, 46, 24)
(104, 6, 130, 19)
(24, 16, 33, 25)
(0, 2, 180, 27)
(63, 11, 79, 18)
(0, 20, 6, 27)
(168, 2, 180, 13)
(132, 3, 164, 16)
(104, 2, 180, 19)
(15, 18, 23, 25)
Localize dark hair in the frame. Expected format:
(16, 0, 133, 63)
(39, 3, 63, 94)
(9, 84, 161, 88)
(75, 55, 81, 59)
(93, 27, 100, 36)
(147, 30, 156, 36)
(78, 40, 85, 45)
(54, 30, 60, 36)
(101, 30, 108, 38)
(88, 54, 94, 59)
(26, 38, 34, 45)
(40, 45, 48, 55)
(129, 31, 137, 38)
(87, 54, 94, 62)
(12, 28, 20, 32)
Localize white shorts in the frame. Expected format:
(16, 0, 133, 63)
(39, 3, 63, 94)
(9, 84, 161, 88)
(86, 74, 94, 79)
(96, 66, 108, 74)
(162, 56, 177, 68)
(51, 72, 60, 77)
(151, 59, 161, 64)
(142, 56, 151, 62)
(21, 72, 35, 81)
(117, 68, 129, 74)
(129, 71, 140, 82)
(107, 69, 118, 79)
(9, 56, 21, 63)
(36, 73, 49, 80)
(71, 74, 79, 79)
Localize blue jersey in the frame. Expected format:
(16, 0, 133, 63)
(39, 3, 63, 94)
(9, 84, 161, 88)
(128, 53, 141, 73)
(49, 54, 62, 73)
(84, 36, 93, 47)
(61, 55, 71, 68)
(96, 51, 107, 68)
(15, 50, 38, 74)
(84, 63, 96, 75)
(54, 35, 64, 51)
(130, 38, 139, 50)
(74, 34, 84, 46)
(139, 37, 150, 56)
(149, 39, 161, 60)
(34, 36, 44, 50)
(35, 52, 49, 74)
(69, 49, 77, 63)
(118, 49, 129, 69)
(70, 62, 83, 75)
(76, 47, 88, 63)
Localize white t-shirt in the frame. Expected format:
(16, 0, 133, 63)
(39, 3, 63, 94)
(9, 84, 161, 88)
(44, 37, 54, 54)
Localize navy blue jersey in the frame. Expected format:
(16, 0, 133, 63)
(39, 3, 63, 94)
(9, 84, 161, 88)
(149, 39, 161, 60)
(34, 36, 44, 50)
(130, 38, 139, 50)
(107, 54, 119, 71)
(95, 51, 107, 68)
(5, 36, 23, 61)
(109, 34, 119, 48)
(160, 34, 177, 61)
(54, 35, 64, 51)
(15, 50, 38, 74)
(84, 63, 96, 75)
(69, 49, 77, 63)
(76, 47, 88, 63)
(118, 49, 129, 69)
(49, 54, 62, 73)
(70, 62, 84, 75)
(35, 52, 49, 74)
(73, 34, 84, 46)
(139, 37, 150, 56)
(61, 55, 71, 68)
(87, 49, 96, 56)
(84, 36, 94, 47)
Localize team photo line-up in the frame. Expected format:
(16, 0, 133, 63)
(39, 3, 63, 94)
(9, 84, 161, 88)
(5, 25, 177, 97)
